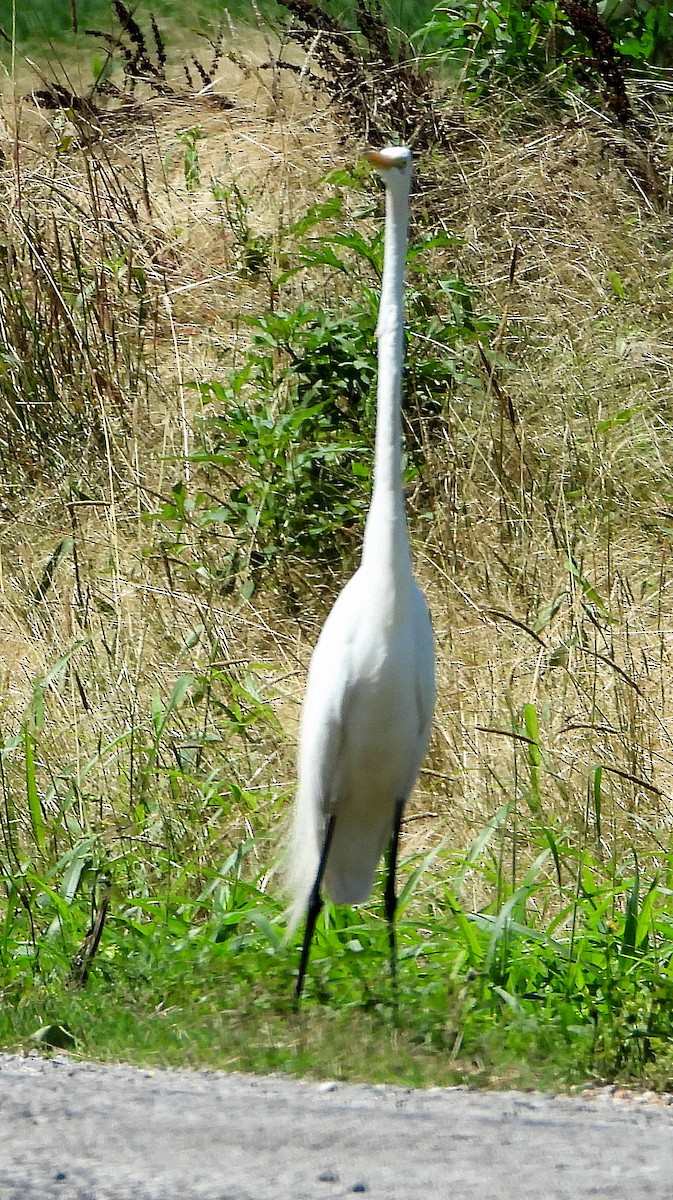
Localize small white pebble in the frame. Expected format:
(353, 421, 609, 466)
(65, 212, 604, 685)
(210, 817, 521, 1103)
(317, 1081, 338, 1093)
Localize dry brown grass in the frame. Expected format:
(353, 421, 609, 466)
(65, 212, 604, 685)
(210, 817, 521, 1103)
(409, 89, 673, 886)
(1, 26, 673, 900)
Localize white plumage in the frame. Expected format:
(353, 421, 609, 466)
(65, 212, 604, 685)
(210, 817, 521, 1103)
(289, 146, 436, 998)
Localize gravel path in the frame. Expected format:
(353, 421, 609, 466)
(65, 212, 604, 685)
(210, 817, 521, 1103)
(1, 1052, 673, 1198)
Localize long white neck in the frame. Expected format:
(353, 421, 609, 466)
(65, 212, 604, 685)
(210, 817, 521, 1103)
(361, 170, 413, 583)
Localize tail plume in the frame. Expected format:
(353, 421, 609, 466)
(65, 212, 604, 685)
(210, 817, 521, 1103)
(285, 779, 321, 935)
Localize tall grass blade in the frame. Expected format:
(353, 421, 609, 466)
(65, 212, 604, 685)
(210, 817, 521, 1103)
(522, 702, 542, 812)
(397, 841, 445, 912)
(453, 801, 514, 891)
(592, 766, 603, 845)
(622, 854, 639, 957)
(24, 729, 45, 855)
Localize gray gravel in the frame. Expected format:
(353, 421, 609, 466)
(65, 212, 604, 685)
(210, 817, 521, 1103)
(1, 1052, 672, 1198)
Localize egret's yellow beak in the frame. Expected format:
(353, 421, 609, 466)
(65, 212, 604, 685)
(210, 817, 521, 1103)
(364, 148, 410, 172)
(364, 150, 393, 170)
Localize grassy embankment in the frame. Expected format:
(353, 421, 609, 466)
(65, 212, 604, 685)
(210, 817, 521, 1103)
(1, 4, 673, 1091)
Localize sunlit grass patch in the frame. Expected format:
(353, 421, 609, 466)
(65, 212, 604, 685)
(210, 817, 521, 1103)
(4, 766, 673, 1092)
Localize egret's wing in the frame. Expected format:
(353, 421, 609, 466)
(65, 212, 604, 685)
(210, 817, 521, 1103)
(289, 587, 360, 922)
(298, 588, 360, 817)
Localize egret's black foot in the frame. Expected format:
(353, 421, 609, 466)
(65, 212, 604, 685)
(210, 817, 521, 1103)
(294, 815, 335, 1007)
(384, 799, 405, 1022)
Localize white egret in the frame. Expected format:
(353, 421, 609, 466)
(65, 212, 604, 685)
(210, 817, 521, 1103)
(289, 145, 435, 1003)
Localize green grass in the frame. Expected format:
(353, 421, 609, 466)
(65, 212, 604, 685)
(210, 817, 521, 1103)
(0, 0, 248, 45)
(0, 0, 440, 54)
(4, 730, 673, 1093)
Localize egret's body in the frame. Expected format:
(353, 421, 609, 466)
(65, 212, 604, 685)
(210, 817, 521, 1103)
(290, 146, 435, 999)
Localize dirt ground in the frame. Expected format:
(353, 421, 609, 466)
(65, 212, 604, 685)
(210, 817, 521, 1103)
(1, 1053, 673, 1199)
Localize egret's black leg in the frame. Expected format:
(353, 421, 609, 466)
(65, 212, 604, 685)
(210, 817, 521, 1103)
(384, 799, 405, 1011)
(294, 814, 335, 1007)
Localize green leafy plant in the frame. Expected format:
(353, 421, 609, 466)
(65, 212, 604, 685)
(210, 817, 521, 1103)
(194, 306, 374, 582)
(413, 0, 673, 113)
(608, 0, 673, 65)
(155, 181, 491, 594)
(212, 175, 270, 277)
(177, 127, 205, 192)
(414, 0, 565, 92)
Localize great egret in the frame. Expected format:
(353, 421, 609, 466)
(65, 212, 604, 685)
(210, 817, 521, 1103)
(289, 145, 435, 1003)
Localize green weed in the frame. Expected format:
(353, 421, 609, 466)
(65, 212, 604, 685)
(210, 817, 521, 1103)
(5, 766, 673, 1092)
(176, 127, 205, 193)
(153, 176, 490, 595)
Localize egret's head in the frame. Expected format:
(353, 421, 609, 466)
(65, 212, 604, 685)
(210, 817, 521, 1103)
(364, 146, 412, 193)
